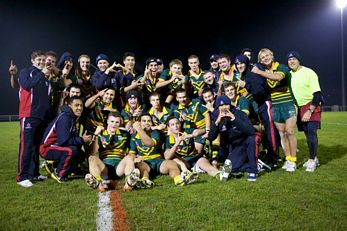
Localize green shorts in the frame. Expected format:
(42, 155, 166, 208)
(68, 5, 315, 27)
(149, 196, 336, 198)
(103, 159, 121, 179)
(273, 103, 297, 123)
(183, 154, 202, 167)
(194, 136, 205, 145)
(144, 158, 164, 175)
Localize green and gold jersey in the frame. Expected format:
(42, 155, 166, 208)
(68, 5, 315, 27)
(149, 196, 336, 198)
(159, 69, 187, 93)
(165, 132, 196, 158)
(148, 106, 171, 126)
(85, 100, 118, 133)
(173, 99, 208, 133)
(129, 130, 162, 160)
(97, 129, 130, 161)
(187, 69, 205, 96)
(266, 62, 294, 105)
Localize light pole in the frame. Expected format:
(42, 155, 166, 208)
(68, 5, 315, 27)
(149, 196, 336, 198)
(336, 0, 347, 109)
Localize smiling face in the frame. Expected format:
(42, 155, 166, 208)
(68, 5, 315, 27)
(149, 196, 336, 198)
(140, 115, 152, 131)
(176, 91, 188, 107)
(102, 89, 115, 104)
(79, 56, 90, 71)
(97, 60, 109, 72)
(287, 57, 301, 71)
(203, 71, 215, 85)
(258, 49, 274, 67)
(236, 62, 246, 74)
(107, 115, 122, 133)
(69, 98, 83, 117)
(31, 55, 46, 70)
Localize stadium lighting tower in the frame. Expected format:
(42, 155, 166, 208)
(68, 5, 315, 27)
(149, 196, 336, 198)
(336, 0, 347, 109)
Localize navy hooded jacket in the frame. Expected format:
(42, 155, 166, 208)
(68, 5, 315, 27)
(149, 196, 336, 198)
(236, 55, 271, 105)
(208, 105, 255, 147)
(40, 105, 84, 153)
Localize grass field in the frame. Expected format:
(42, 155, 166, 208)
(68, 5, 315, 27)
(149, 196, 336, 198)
(0, 112, 346, 230)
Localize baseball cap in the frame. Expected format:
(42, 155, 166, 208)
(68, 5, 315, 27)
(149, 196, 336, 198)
(146, 57, 158, 66)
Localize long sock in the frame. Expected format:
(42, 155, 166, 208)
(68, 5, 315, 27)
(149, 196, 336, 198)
(305, 129, 318, 160)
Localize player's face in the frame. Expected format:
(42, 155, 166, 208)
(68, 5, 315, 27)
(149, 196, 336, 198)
(32, 55, 46, 70)
(45, 55, 57, 68)
(168, 118, 180, 134)
(203, 91, 214, 103)
(218, 57, 230, 72)
(70, 87, 81, 97)
(148, 62, 158, 74)
(210, 60, 219, 69)
(69, 99, 83, 117)
(203, 72, 214, 85)
(259, 52, 273, 66)
(128, 97, 138, 108)
(287, 57, 300, 71)
(97, 60, 109, 72)
(103, 89, 115, 104)
(124, 56, 135, 69)
(236, 62, 246, 73)
(79, 57, 90, 71)
(188, 57, 200, 72)
(176, 92, 188, 106)
(107, 116, 122, 131)
(150, 95, 160, 108)
(140, 115, 152, 131)
(224, 86, 236, 100)
(170, 64, 182, 75)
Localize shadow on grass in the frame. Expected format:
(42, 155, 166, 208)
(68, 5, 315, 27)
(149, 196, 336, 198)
(297, 139, 347, 166)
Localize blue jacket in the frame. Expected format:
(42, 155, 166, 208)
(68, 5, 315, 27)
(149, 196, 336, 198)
(18, 65, 51, 121)
(40, 105, 84, 151)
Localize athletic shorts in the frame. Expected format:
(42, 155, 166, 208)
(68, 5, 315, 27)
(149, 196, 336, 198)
(273, 103, 297, 123)
(103, 159, 121, 179)
(144, 158, 164, 175)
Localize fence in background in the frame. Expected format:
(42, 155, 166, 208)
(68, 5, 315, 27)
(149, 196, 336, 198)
(0, 105, 346, 122)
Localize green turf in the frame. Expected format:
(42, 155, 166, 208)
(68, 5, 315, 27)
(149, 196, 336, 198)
(0, 112, 346, 230)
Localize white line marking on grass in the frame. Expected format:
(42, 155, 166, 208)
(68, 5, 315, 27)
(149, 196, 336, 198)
(323, 122, 347, 126)
(97, 191, 113, 231)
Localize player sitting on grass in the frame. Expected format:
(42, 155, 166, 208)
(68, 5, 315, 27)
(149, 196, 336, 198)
(85, 112, 140, 192)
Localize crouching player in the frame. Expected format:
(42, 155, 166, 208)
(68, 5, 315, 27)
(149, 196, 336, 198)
(129, 113, 195, 187)
(208, 96, 259, 181)
(85, 112, 140, 192)
(40, 96, 93, 183)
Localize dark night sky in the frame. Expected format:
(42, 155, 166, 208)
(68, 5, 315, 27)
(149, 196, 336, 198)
(0, 0, 346, 114)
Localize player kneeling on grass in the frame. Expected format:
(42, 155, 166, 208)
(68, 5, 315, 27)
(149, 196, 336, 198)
(164, 116, 219, 178)
(208, 96, 259, 182)
(86, 112, 140, 192)
(40, 96, 93, 183)
(129, 113, 195, 187)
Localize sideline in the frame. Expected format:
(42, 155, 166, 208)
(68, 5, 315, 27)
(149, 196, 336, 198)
(96, 181, 130, 231)
(97, 191, 113, 231)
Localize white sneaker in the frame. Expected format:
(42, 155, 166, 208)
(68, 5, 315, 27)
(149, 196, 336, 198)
(125, 168, 140, 187)
(286, 161, 296, 172)
(305, 159, 317, 172)
(282, 160, 291, 170)
(303, 157, 319, 167)
(220, 159, 232, 181)
(17, 179, 33, 188)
